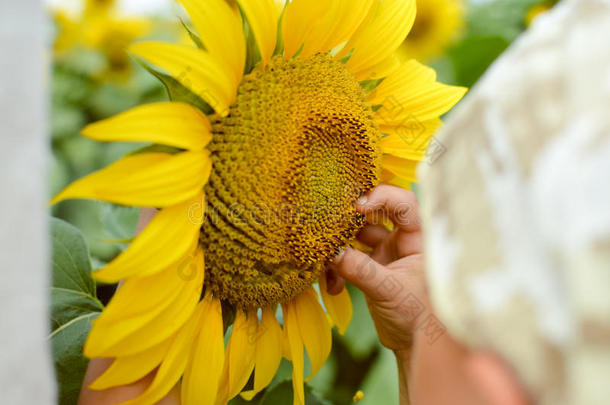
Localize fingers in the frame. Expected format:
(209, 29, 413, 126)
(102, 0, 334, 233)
(325, 270, 345, 295)
(357, 223, 390, 247)
(332, 247, 394, 302)
(356, 184, 420, 233)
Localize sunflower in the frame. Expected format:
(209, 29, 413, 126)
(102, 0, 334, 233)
(51, 0, 466, 404)
(396, 0, 464, 63)
(52, 0, 151, 80)
(525, 1, 558, 26)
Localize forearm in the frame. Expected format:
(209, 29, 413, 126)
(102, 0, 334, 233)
(395, 349, 413, 405)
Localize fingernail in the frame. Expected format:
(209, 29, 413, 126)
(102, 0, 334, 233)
(334, 248, 345, 263)
(357, 196, 368, 206)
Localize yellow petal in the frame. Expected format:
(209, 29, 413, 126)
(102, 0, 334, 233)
(120, 300, 206, 405)
(130, 42, 236, 116)
(369, 60, 467, 124)
(282, 0, 373, 59)
(382, 155, 419, 183)
(383, 83, 466, 124)
(82, 102, 212, 151)
(281, 0, 327, 58)
(177, 0, 245, 82)
(217, 310, 258, 403)
(372, 75, 467, 125)
(85, 248, 204, 357)
(339, 0, 416, 75)
(89, 337, 172, 390)
(293, 288, 332, 381)
(381, 169, 413, 190)
(287, 0, 341, 58)
(240, 307, 283, 400)
(318, 0, 375, 55)
(274, 0, 286, 13)
(182, 295, 225, 405)
(237, 0, 278, 66)
(403, 85, 467, 124)
(380, 118, 443, 161)
(368, 60, 437, 105)
(50, 151, 211, 207)
(283, 301, 305, 405)
(354, 53, 400, 82)
(93, 250, 200, 323)
(93, 193, 205, 282)
(319, 276, 353, 335)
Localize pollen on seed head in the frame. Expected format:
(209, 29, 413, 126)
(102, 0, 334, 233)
(201, 53, 381, 308)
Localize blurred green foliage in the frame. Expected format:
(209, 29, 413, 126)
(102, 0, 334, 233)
(49, 0, 552, 403)
(431, 0, 543, 87)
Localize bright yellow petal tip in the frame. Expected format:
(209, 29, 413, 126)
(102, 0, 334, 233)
(81, 102, 212, 151)
(50, 151, 211, 207)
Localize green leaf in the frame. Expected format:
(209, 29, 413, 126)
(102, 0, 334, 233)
(55, 200, 120, 261)
(358, 348, 399, 405)
(86, 83, 140, 118)
(259, 381, 332, 405)
(56, 47, 106, 77)
(466, 0, 541, 41)
(50, 152, 71, 199)
(50, 217, 103, 405)
(51, 67, 90, 105)
(100, 204, 139, 250)
(51, 312, 100, 405)
(51, 217, 96, 296)
(308, 351, 338, 399)
(137, 59, 214, 114)
(100, 141, 149, 167)
(448, 35, 510, 87)
(51, 103, 86, 140)
(58, 136, 102, 178)
(51, 288, 102, 331)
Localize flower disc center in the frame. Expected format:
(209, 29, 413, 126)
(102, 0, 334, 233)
(201, 54, 381, 308)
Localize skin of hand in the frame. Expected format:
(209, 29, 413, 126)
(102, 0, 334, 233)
(328, 184, 429, 353)
(329, 184, 531, 405)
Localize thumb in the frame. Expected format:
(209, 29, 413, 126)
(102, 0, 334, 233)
(332, 247, 395, 302)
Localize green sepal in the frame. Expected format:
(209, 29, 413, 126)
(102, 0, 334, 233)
(338, 48, 354, 64)
(127, 143, 183, 156)
(272, 3, 287, 58)
(239, 6, 262, 74)
(135, 58, 214, 115)
(180, 19, 206, 50)
(359, 77, 385, 95)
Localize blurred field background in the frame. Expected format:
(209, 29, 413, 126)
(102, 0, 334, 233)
(47, 0, 556, 403)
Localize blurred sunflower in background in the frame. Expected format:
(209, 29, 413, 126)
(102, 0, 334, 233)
(525, 0, 558, 26)
(397, 0, 465, 63)
(51, 0, 466, 404)
(53, 0, 151, 81)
